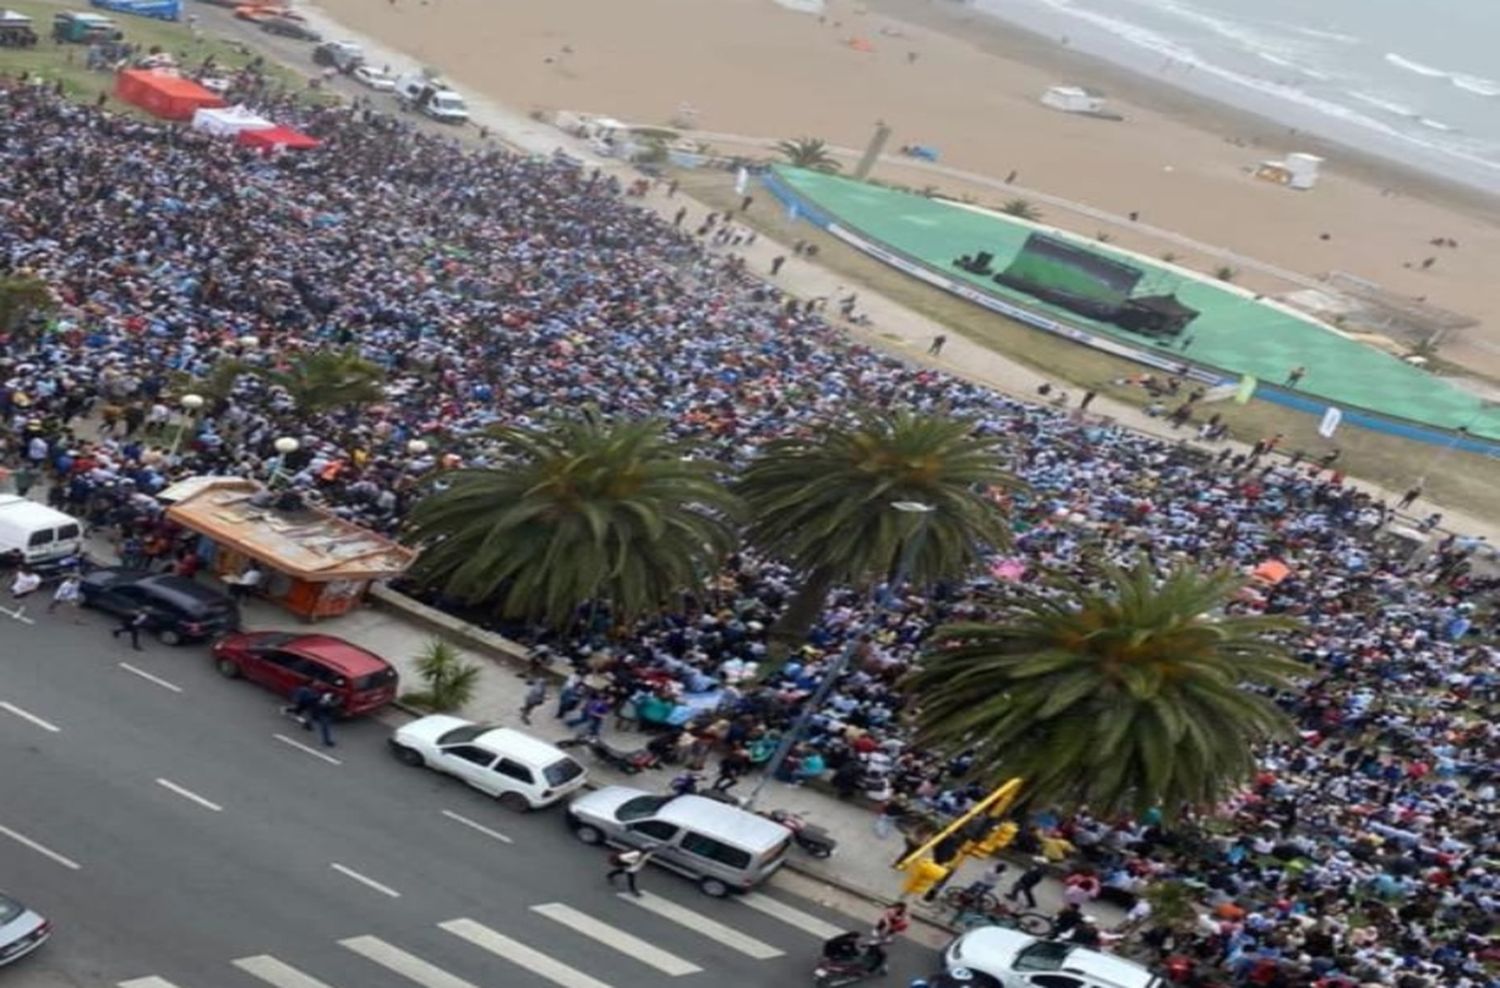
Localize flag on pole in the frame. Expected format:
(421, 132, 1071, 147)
(734, 166, 749, 196)
(1233, 374, 1258, 404)
(1318, 406, 1343, 438)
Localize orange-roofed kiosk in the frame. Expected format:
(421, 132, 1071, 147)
(161, 477, 415, 620)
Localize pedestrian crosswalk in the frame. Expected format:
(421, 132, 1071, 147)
(115, 887, 850, 988)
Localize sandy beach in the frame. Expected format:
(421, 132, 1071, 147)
(313, 0, 1500, 376)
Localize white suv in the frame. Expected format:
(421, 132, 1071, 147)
(389, 716, 586, 810)
(944, 928, 1163, 988)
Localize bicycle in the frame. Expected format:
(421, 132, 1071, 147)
(941, 886, 1052, 936)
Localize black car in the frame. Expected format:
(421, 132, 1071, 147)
(80, 570, 240, 645)
(260, 16, 321, 41)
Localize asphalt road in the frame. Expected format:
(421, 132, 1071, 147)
(0, 604, 936, 988)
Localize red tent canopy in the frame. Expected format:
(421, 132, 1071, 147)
(115, 69, 224, 121)
(237, 125, 321, 152)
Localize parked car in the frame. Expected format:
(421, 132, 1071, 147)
(79, 569, 239, 645)
(51, 10, 119, 43)
(352, 64, 395, 91)
(389, 715, 586, 810)
(566, 786, 791, 896)
(0, 893, 50, 968)
(260, 15, 320, 41)
(312, 39, 362, 72)
(233, 3, 288, 20)
(944, 928, 1164, 988)
(211, 632, 397, 716)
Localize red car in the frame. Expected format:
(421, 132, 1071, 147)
(212, 632, 398, 716)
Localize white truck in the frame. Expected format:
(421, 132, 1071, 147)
(0, 496, 84, 577)
(393, 72, 469, 124)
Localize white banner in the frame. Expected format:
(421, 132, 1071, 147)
(1318, 406, 1343, 438)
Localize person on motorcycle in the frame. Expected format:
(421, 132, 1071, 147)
(822, 932, 862, 963)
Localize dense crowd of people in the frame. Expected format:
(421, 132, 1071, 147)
(1, 78, 1496, 987)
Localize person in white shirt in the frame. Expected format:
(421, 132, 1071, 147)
(48, 574, 83, 620)
(9, 568, 41, 600)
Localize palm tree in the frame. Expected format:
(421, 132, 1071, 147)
(1000, 198, 1042, 221)
(736, 410, 1020, 655)
(266, 348, 386, 414)
(775, 137, 841, 172)
(403, 411, 740, 630)
(908, 564, 1302, 819)
(0, 274, 56, 340)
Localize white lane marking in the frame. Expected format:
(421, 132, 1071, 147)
(440, 809, 513, 845)
(330, 863, 401, 898)
(0, 823, 81, 871)
(117, 979, 184, 987)
(234, 954, 340, 988)
(0, 701, 59, 733)
(155, 778, 223, 812)
(740, 891, 847, 940)
(623, 891, 783, 958)
(531, 903, 701, 976)
(341, 935, 477, 988)
(441, 918, 615, 988)
(274, 733, 343, 765)
(118, 662, 183, 693)
(0, 604, 35, 625)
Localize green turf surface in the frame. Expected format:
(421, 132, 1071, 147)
(776, 167, 1500, 440)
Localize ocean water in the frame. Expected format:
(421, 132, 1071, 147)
(975, 0, 1500, 194)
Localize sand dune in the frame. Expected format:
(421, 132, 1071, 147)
(314, 0, 1500, 375)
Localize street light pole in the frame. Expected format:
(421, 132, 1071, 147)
(744, 501, 936, 810)
(266, 436, 299, 488)
(169, 394, 204, 457)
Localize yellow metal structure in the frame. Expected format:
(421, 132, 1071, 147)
(894, 777, 1024, 871)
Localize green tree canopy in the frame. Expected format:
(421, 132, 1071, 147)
(736, 410, 1020, 653)
(403, 412, 740, 630)
(775, 137, 841, 172)
(266, 347, 386, 413)
(909, 564, 1302, 818)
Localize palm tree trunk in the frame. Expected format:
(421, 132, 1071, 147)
(765, 563, 838, 663)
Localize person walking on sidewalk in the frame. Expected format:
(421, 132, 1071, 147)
(519, 677, 548, 725)
(770, 255, 786, 276)
(927, 334, 946, 356)
(1007, 860, 1048, 909)
(111, 609, 148, 651)
(606, 846, 655, 897)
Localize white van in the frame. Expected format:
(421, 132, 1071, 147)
(566, 787, 792, 896)
(0, 496, 84, 574)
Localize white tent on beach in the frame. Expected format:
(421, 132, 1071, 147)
(190, 105, 273, 137)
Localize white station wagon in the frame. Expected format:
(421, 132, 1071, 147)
(389, 715, 587, 810)
(944, 928, 1164, 988)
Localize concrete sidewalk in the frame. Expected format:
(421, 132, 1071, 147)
(236, 590, 1126, 933)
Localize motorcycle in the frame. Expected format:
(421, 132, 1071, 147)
(813, 935, 887, 987)
(556, 735, 660, 774)
(763, 808, 838, 858)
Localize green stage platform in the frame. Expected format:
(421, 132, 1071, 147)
(773, 167, 1500, 441)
